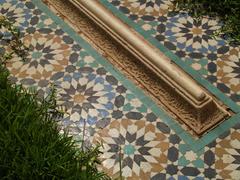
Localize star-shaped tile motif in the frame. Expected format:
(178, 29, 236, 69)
(7, 31, 71, 81)
(53, 66, 116, 127)
(94, 119, 170, 178)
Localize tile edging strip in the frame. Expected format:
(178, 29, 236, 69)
(32, 0, 239, 152)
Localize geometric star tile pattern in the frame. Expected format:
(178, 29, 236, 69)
(8, 32, 70, 81)
(107, 0, 240, 105)
(0, 1, 32, 30)
(112, 0, 172, 21)
(1, 0, 240, 179)
(93, 119, 171, 179)
(207, 46, 240, 103)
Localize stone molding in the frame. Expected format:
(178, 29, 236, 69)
(66, 0, 230, 135)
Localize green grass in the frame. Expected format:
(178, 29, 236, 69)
(173, 0, 240, 44)
(0, 65, 110, 179)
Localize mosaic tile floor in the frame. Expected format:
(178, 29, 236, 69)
(1, 0, 240, 179)
(102, 0, 240, 106)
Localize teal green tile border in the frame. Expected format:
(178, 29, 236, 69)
(100, 0, 240, 113)
(32, 0, 240, 153)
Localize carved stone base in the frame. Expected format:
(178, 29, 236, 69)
(45, 0, 231, 136)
